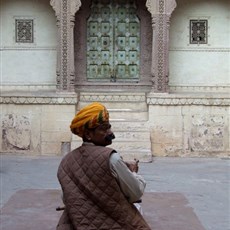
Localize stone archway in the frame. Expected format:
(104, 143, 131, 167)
(50, 0, 177, 93)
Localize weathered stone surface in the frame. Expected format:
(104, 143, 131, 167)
(0, 189, 206, 230)
(0, 93, 229, 158)
(2, 114, 31, 151)
(0, 104, 75, 155)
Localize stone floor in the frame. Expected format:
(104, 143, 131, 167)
(0, 155, 229, 230)
(1, 189, 206, 230)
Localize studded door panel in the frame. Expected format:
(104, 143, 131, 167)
(87, 0, 140, 81)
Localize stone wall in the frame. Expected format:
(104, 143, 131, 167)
(169, 0, 229, 90)
(0, 0, 229, 159)
(148, 93, 230, 157)
(0, 92, 229, 158)
(0, 95, 77, 155)
(0, 0, 57, 91)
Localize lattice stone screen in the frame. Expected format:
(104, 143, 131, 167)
(189, 20, 208, 44)
(15, 19, 34, 43)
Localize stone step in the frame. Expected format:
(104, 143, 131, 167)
(71, 121, 152, 162)
(112, 130, 150, 141)
(106, 102, 147, 111)
(71, 138, 152, 162)
(71, 121, 150, 141)
(77, 102, 148, 122)
(71, 132, 150, 147)
(72, 97, 151, 161)
(109, 110, 148, 121)
(72, 132, 150, 144)
(110, 144, 152, 162)
(110, 121, 150, 131)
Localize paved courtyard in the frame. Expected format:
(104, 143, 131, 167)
(0, 155, 229, 230)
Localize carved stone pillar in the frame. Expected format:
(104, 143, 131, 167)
(50, 0, 81, 92)
(146, 0, 176, 93)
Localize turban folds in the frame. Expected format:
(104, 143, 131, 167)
(70, 102, 109, 137)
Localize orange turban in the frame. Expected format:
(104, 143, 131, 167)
(70, 102, 109, 137)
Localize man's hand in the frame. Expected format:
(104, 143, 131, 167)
(125, 159, 139, 173)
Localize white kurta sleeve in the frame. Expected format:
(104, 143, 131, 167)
(109, 152, 146, 203)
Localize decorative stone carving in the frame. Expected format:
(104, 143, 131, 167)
(79, 93, 146, 103)
(50, 0, 81, 92)
(50, 0, 61, 17)
(1, 96, 78, 105)
(146, 0, 176, 92)
(147, 93, 230, 106)
(51, 0, 177, 93)
(1, 93, 230, 106)
(70, 0, 81, 16)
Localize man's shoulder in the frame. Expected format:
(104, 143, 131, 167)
(60, 145, 117, 165)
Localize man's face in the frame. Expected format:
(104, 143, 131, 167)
(86, 122, 115, 146)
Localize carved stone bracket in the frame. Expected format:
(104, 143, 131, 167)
(50, 0, 81, 92)
(146, 0, 176, 93)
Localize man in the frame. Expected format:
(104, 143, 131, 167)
(57, 102, 151, 230)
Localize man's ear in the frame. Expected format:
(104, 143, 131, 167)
(84, 129, 92, 141)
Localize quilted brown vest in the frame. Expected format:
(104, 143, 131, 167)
(57, 144, 151, 230)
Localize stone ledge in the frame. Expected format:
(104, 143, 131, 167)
(0, 95, 78, 105)
(147, 93, 230, 106)
(169, 85, 230, 93)
(1, 92, 229, 106)
(79, 92, 146, 102)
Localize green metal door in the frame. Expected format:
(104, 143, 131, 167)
(87, 0, 140, 81)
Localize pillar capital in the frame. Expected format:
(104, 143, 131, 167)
(146, 0, 176, 16)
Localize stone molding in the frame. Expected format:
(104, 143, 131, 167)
(0, 47, 56, 50)
(1, 93, 229, 106)
(79, 93, 146, 103)
(169, 48, 230, 52)
(1, 85, 228, 94)
(0, 96, 78, 105)
(1, 85, 57, 91)
(74, 82, 152, 92)
(169, 85, 230, 93)
(147, 93, 230, 106)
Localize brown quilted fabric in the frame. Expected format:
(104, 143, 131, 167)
(57, 144, 151, 230)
